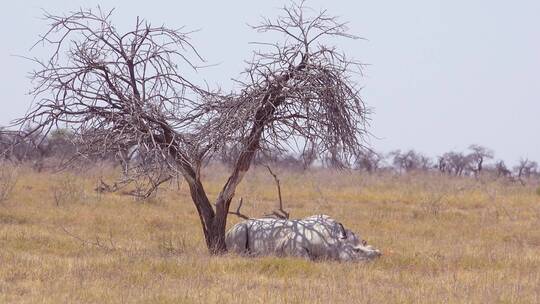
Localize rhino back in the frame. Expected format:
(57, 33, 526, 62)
(246, 218, 292, 255)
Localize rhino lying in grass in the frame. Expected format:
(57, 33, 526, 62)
(225, 215, 381, 261)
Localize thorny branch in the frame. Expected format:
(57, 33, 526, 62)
(60, 225, 116, 251)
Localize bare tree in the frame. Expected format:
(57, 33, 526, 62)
(0, 162, 18, 202)
(389, 149, 432, 173)
(47, 129, 77, 158)
(514, 158, 538, 184)
(0, 128, 10, 160)
(355, 150, 382, 173)
(15, 3, 368, 254)
(467, 144, 493, 176)
(437, 155, 448, 173)
(438, 151, 472, 176)
(417, 153, 433, 171)
(494, 160, 512, 178)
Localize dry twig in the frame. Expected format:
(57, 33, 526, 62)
(264, 165, 289, 219)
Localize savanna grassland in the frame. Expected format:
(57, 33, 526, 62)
(0, 163, 539, 303)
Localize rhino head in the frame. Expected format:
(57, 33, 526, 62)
(336, 225, 381, 261)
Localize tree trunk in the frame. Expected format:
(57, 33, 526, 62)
(186, 176, 231, 254)
(207, 213, 229, 254)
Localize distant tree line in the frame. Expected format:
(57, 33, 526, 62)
(1, 128, 101, 170)
(1, 128, 538, 182)
(353, 145, 539, 183)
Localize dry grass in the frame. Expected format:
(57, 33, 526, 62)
(0, 163, 539, 303)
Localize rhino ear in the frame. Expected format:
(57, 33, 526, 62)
(362, 240, 367, 246)
(337, 223, 347, 239)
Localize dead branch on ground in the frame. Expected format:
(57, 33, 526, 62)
(264, 165, 289, 219)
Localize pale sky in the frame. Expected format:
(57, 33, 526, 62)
(0, 0, 538, 165)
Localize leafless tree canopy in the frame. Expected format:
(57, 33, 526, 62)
(514, 158, 538, 181)
(355, 150, 382, 173)
(390, 149, 432, 173)
(14, 2, 369, 253)
(20, 8, 209, 170)
(205, 2, 369, 163)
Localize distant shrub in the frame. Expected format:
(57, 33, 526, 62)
(157, 234, 187, 257)
(0, 162, 18, 202)
(51, 174, 85, 206)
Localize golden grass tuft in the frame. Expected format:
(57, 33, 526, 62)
(0, 163, 539, 303)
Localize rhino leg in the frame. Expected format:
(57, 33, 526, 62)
(285, 243, 313, 260)
(295, 247, 314, 260)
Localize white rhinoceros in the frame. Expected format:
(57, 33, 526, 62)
(225, 214, 381, 261)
